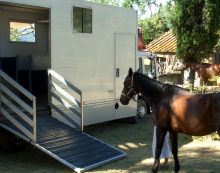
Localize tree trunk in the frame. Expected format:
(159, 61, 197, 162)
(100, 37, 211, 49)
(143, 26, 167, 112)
(188, 68, 195, 90)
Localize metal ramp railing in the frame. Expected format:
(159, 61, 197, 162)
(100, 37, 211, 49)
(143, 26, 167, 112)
(0, 69, 126, 172)
(0, 69, 36, 142)
(48, 69, 84, 131)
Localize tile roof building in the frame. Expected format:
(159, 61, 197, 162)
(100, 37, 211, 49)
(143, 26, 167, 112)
(145, 31, 181, 78)
(146, 31, 176, 53)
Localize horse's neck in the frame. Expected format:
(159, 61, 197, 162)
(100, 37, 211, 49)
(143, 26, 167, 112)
(188, 63, 199, 71)
(134, 74, 163, 106)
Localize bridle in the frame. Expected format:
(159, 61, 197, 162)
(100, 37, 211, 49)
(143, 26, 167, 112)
(121, 74, 137, 101)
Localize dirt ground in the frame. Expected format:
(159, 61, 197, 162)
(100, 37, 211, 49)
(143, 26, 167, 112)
(0, 117, 220, 173)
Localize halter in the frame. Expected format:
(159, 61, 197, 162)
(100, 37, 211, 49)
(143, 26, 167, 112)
(121, 74, 137, 100)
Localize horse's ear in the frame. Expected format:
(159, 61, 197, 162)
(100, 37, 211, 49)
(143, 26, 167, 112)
(128, 68, 133, 77)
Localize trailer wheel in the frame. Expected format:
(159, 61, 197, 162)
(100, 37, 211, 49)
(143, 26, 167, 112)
(0, 127, 26, 152)
(132, 99, 148, 123)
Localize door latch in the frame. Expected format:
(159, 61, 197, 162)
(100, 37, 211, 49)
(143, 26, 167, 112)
(116, 68, 120, 77)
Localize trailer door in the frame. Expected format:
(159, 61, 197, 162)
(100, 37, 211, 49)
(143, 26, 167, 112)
(115, 33, 136, 99)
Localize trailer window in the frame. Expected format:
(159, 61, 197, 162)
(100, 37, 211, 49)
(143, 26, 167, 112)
(73, 6, 92, 33)
(10, 21, 35, 42)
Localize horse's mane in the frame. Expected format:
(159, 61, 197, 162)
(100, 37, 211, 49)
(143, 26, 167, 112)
(134, 72, 190, 97)
(134, 72, 164, 97)
(134, 72, 163, 86)
(162, 84, 190, 96)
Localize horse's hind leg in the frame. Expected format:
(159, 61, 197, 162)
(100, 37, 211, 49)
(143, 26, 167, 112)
(152, 127, 167, 173)
(170, 131, 180, 173)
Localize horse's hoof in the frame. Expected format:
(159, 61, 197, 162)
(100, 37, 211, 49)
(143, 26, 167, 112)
(152, 168, 158, 173)
(174, 165, 180, 173)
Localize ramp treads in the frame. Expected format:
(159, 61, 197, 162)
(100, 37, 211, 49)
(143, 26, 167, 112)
(36, 116, 126, 172)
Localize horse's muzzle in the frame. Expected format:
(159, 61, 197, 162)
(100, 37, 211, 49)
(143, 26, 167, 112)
(120, 95, 129, 105)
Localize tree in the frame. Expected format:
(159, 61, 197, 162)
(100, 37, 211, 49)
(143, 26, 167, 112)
(170, 0, 220, 63)
(169, 0, 220, 85)
(90, 0, 163, 17)
(92, 0, 122, 6)
(139, 3, 171, 44)
(122, 0, 157, 14)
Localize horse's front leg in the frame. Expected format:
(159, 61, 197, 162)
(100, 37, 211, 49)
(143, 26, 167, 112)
(152, 127, 167, 173)
(170, 131, 180, 173)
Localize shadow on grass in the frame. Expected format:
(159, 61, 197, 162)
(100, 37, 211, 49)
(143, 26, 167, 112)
(84, 117, 193, 173)
(176, 142, 220, 173)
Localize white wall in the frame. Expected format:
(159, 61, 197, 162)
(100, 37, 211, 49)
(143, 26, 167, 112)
(1, 0, 137, 101)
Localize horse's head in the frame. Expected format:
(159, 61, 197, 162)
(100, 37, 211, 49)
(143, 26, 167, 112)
(120, 68, 137, 105)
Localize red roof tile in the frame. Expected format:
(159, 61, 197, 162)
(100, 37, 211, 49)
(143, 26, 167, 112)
(146, 31, 176, 53)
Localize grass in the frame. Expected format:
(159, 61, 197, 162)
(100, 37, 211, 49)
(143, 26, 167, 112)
(0, 117, 220, 173)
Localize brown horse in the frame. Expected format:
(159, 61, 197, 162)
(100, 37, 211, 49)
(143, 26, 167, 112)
(183, 62, 220, 84)
(120, 68, 220, 173)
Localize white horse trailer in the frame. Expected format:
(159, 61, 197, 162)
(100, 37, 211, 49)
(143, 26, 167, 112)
(0, 0, 137, 172)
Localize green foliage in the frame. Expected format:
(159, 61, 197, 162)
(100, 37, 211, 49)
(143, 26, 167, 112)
(89, 0, 121, 6)
(139, 4, 172, 44)
(209, 75, 219, 82)
(10, 28, 21, 41)
(170, 0, 220, 62)
(122, 0, 172, 44)
(122, 0, 158, 15)
(187, 83, 208, 94)
(90, 0, 162, 16)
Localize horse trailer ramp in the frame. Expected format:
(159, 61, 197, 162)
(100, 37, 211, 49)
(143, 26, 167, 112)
(34, 116, 126, 173)
(0, 116, 126, 172)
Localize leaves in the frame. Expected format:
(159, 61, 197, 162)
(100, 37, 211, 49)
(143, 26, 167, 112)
(90, 0, 121, 6)
(171, 0, 220, 62)
(139, 3, 172, 44)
